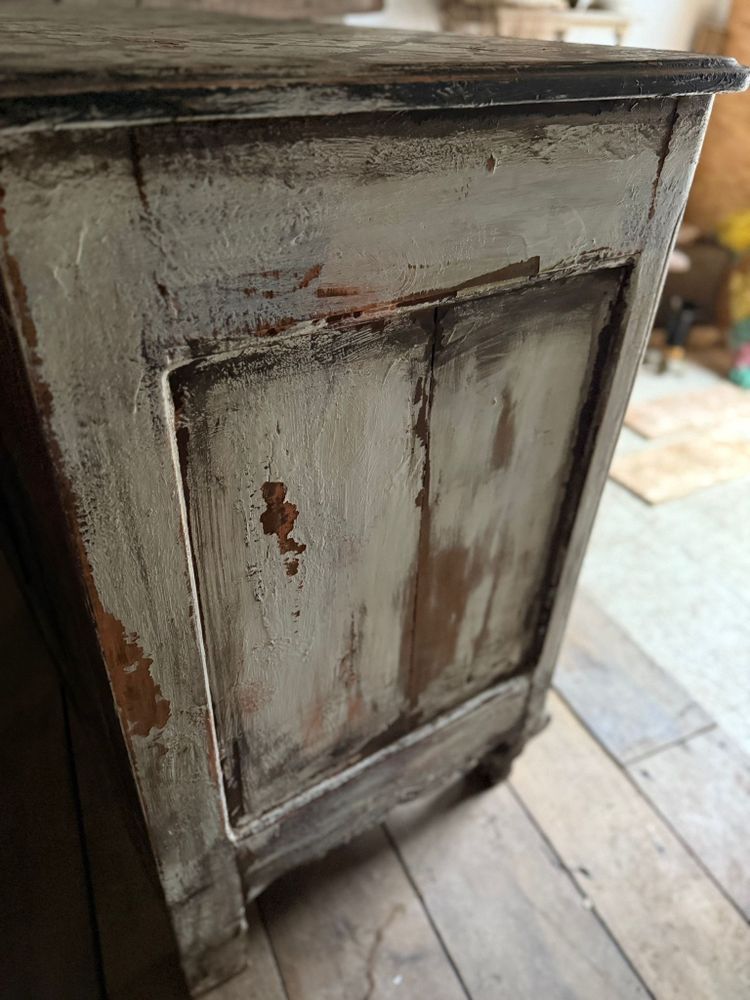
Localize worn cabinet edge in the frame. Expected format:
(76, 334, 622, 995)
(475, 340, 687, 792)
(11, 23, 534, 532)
(0, 10, 746, 130)
(522, 94, 717, 742)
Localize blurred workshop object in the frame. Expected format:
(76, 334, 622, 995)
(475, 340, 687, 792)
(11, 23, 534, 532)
(716, 209, 750, 386)
(655, 225, 733, 372)
(442, 0, 630, 41)
(687, 0, 750, 231)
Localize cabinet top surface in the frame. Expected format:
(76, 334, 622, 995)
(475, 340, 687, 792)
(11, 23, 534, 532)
(0, 6, 747, 130)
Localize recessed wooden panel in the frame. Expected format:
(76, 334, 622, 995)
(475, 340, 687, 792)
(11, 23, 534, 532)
(172, 315, 432, 823)
(175, 269, 626, 825)
(410, 269, 627, 719)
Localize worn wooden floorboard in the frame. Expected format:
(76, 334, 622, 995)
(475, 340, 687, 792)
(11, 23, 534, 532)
(628, 727, 750, 924)
(258, 826, 468, 1000)
(554, 589, 712, 764)
(590, 361, 750, 757)
(203, 906, 287, 1000)
(387, 782, 648, 1000)
(511, 692, 750, 1000)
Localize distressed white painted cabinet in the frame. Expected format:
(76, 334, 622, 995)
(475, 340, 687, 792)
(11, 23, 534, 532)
(0, 8, 746, 995)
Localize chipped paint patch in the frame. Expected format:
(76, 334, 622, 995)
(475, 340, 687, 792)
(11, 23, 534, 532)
(99, 609, 171, 739)
(260, 481, 307, 575)
(298, 264, 322, 289)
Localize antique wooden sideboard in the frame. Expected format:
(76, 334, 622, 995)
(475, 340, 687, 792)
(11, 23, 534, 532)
(0, 8, 746, 995)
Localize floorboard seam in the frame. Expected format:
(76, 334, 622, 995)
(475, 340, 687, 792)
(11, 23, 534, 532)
(506, 781, 656, 1000)
(254, 901, 293, 1000)
(554, 689, 750, 927)
(623, 721, 718, 766)
(382, 822, 474, 1000)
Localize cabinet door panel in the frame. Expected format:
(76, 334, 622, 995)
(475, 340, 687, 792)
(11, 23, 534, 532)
(173, 315, 431, 823)
(410, 269, 627, 719)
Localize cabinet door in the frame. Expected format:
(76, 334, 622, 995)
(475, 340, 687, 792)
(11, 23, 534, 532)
(410, 268, 627, 720)
(172, 313, 432, 824)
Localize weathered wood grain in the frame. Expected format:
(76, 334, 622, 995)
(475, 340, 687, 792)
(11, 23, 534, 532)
(0, 7, 745, 130)
(410, 269, 626, 720)
(236, 675, 529, 896)
(555, 589, 712, 763)
(175, 314, 431, 821)
(260, 827, 466, 1000)
(512, 693, 750, 999)
(629, 728, 750, 922)
(388, 781, 648, 1000)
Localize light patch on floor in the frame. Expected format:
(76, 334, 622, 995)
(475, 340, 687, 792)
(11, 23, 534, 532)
(584, 360, 750, 754)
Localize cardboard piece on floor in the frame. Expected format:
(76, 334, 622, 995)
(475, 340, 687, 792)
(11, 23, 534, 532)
(625, 383, 750, 439)
(610, 423, 750, 504)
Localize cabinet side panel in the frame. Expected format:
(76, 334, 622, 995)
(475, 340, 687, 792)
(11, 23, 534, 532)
(173, 315, 431, 822)
(410, 269, 626, 719)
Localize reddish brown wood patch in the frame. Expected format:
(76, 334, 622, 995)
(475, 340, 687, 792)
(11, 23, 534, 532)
(99, 610, 171, 739)
(260, 481, 307, 576)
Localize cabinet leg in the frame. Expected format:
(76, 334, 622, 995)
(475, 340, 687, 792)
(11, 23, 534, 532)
(473, 741, 519, 786)
(471, 711, 551, 787)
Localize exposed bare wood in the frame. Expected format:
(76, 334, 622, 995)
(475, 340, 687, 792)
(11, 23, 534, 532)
(512, 693, 750, 999)
(174, 314, 432, 821)
(610, 424, 750, 504)
(624, 382, 750, 439)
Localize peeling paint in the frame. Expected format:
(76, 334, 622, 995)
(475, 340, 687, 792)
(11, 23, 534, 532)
(99, 609, 171, 739)
(298, 264, 322, 289)
(260, 480, 307, 575)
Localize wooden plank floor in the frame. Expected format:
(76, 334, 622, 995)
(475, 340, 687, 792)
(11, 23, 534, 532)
(240, 360, 750, 1000)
